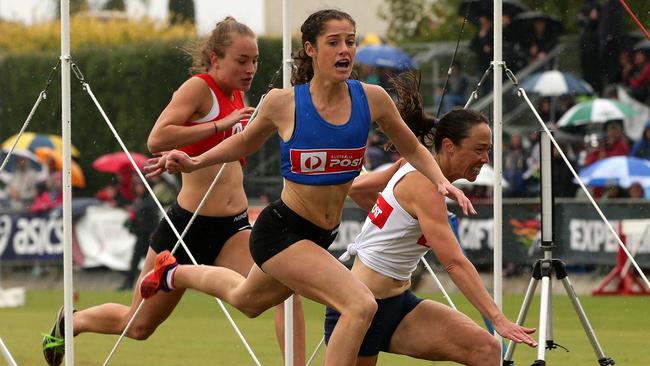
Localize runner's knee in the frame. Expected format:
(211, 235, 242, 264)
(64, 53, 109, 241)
(465, 332, 500, 365)
(127, 322, 158, 340)
(341, 291, 377, 325)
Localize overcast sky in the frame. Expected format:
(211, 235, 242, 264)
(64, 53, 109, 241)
(0, 0, 265, 35)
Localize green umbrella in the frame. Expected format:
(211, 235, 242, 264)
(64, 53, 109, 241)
(557, 98, 636, 127)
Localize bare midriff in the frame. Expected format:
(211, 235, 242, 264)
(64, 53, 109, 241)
(176, 162, 247, 217)
(280, 179, 352, 230)
(351, 257, 411, 299)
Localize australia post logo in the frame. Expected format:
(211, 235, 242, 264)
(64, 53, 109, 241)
(368, 194, 393, 229)
(290, 147, 365, 174)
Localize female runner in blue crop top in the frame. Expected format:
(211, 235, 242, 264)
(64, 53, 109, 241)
(143, 9, 475, 366)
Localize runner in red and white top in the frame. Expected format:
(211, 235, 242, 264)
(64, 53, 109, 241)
(328, 75, 536, 366)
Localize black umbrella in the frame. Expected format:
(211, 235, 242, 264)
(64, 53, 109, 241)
(458, 0, 530, 24)
(511, 11, 564, 36)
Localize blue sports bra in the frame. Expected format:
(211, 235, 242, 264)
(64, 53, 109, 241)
(280, 80, 371, 185)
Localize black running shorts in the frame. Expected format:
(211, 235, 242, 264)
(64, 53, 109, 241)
(150, 202, 251, 265)
(249, 199, 339, 266)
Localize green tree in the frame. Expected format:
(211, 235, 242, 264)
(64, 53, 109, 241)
(380, 0, 650, 44)
(102, 0, 126, 11)
(54, 0, 89, 18)
(169, 0, 195, 26)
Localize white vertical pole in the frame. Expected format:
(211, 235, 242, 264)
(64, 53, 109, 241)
(492, 0, 504, 348)
(60, 0, 75, 365)
(282, 1, 294, 365)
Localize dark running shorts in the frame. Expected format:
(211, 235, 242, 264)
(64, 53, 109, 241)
(249, 199, 339, 266)
(150, 202, 251, 265)
(324, 290, 424, 356)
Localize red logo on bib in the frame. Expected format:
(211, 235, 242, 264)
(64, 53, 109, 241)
(290, 147, 365, 175)
(368, 194, 393, 229)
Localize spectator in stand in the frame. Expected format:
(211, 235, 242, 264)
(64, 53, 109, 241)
(7, 156, 40, 210)
(552, 143, 579, 198)
(120, 177, 160, 290)
(598, 0, 625, 87)
(627, 182, 646, 199)
(438, 61, 469, 115)
(630, 120, 650, 160)
(470, 15, 493, 95)
(584, 120, 630, 166)
(504, 132, 528, 197)
(628, 49, 650, 102)
(525, 19, 559, 65)
(618, 49, 637, 87)
(578, 0, 601, 93)
(151, 173, 179, 207)
(585, 121, 626, 165)
(31, 172, 63, 214)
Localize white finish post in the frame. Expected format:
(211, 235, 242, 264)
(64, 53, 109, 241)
(60, 0, 75, 365)
(282, 1, 294, 365)
(492, 0, 504, 347)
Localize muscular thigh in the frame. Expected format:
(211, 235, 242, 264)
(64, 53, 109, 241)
(262, 240, 372, 310)
(214, 229, 253, 277)
(388, 300, 491, 362)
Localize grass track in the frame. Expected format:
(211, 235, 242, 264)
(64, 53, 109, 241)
(0, 290, 648, 365)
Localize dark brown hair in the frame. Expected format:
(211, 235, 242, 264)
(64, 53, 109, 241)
(291, 9, 356, 85)
(187, 16, 255, 74)
(390, 71, 489, 153)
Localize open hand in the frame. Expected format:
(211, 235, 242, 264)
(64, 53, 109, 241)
(438, 180, 476, 215)
(494, 318, 537, 348)
(144, 153, 167, 178)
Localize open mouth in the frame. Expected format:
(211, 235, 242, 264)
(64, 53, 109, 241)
(335, 59, 350, 69)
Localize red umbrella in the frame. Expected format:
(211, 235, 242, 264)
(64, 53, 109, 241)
(92, 151, 148, 173)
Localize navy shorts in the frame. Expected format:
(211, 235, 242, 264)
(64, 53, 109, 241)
(249, 199, 339, 266)
(150, 202, 251, 265)
(324, 290, 424, 356)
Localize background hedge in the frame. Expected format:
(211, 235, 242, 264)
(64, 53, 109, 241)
(0, 37, 284, 194)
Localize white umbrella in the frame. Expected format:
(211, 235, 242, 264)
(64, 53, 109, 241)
(520, 70, 593, 97)
(454, 164, 509, 187)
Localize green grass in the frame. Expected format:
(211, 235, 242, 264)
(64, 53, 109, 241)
(0, 290, 648, 365)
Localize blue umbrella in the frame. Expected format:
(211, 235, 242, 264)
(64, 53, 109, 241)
(521, 70, 593, 97)
(355, 45, 416, 70)
(578, 156, 650, 188)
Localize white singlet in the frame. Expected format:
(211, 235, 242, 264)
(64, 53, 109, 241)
(343, 163, 430, 281)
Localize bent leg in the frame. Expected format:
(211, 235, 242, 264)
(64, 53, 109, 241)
(263, 241, 377, 366)
(215, 230, 306, 365)
(388, 300, 500, 365)
(73, 248, 185, 340)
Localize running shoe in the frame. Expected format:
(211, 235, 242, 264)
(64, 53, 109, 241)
(42, 306, 65, 366)
(140, 250, 178, 299)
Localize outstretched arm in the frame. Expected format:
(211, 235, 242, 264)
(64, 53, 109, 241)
(365, 84, 475, 215)
(408, 176, 536, 347)
(162, 89, 281, 173)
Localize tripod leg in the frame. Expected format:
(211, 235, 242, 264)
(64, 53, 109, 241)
(503, 277, 539, 365)
(559, 275, 615, 365)
(534, 275, 552, 365)
(547, 280, 554, 348)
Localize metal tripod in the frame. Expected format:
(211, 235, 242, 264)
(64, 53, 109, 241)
(502, 132, 615, 366)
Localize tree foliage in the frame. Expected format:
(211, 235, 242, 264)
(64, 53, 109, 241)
(380, 0, 650, 44)
(169, 0, 196, 26)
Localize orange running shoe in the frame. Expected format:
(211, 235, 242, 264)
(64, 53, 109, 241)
(139, 250, 178, 299)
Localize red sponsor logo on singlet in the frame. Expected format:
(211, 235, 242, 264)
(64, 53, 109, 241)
(290, 147, 366, 175)
(417, 235, 428, 246)
(368, 194, 393, 229)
